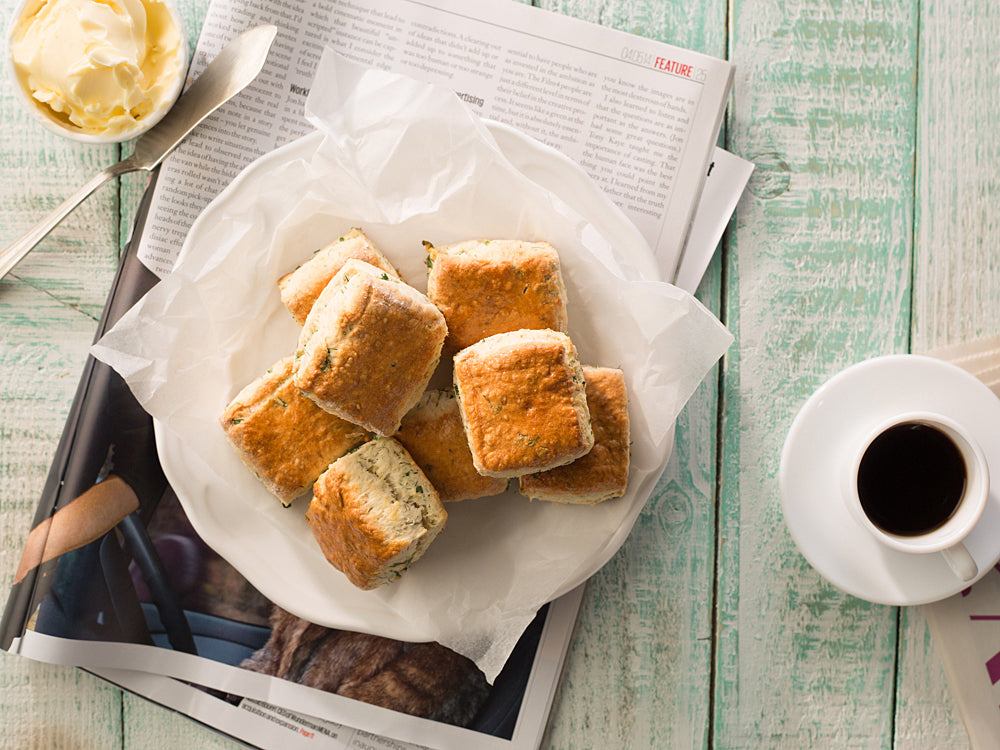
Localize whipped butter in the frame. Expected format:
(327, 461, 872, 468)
(10, 0, 185, 138)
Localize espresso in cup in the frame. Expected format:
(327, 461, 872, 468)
(856, 421, 967, 536)
(845, 412, 989, 582)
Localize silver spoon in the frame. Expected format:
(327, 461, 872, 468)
(0, 24, 278, 281)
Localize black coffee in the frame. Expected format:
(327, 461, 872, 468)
(856, 422, 967, 536)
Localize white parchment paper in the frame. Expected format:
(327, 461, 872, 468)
(92, 50, 733, 681)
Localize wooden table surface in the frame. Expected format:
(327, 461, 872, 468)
(2, 0, 997, 747)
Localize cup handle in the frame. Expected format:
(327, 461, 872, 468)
(942, 542, 978, 582)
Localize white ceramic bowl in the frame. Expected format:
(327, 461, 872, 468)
(6, 0, 188, 144)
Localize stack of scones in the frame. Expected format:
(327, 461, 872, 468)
(220, 230, 630, 590)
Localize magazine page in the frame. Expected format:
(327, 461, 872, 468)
(0, 182, 580, 750)
(137, 0, 734, 283)
(8, 477, 582, 750)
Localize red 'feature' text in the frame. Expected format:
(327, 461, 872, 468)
(654, 58, 692, 77)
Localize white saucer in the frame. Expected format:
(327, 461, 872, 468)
(780, 354, 1000, 605)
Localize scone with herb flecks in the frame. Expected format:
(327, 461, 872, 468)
(219, 356, 369, 506)
(305, 437, 447, 589)
(426, 239, 567, 352)
(279, 228, 399, 325)
(395, 389, 508, 502)
(453, 328, 593, 478)
(295, 259, 448, 436)
(519, 366, 629, 504)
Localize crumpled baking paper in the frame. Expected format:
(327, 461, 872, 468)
(92, 49, 733, 682)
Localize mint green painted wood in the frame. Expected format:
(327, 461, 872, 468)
(0, 268, 121, 746)
(0, 0, 982, 747)
(539, 2, 726, 748)
(897, 0, 1000, 747)
(0, 0, 125, 741)
(717, 0, 953, 747)
(912, 0, 1000, 347)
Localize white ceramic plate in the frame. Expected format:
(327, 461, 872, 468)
(780, 354, 1000, 605)
(152, 121, 675, 640)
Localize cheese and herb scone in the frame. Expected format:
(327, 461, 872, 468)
(425, 239, 568, 352)
(305, 437, 447, 590)
(219, 356, 370, 506)
(294, 259, 448, 436)
(394, 389, 508, 502)
(519, 366, 630, 504)
(453, 329, 593, 478)
(279, 228, 400, 325)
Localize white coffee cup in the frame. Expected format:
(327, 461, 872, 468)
(843, 411, 989, 581)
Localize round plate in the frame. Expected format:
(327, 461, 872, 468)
(780, 354, 1000, 605)
(150, 120, 683, 643)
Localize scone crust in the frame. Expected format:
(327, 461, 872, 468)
(305, 437, 447, 589)
(279, 228, 399, 325)
(427, 239, 568, 351)
(295, 260, 448, 436)
(395, 390, 508, 502)
(453, 329, 593, 478)
(519, 366, 630, 504)
(219, 357, 369, 505)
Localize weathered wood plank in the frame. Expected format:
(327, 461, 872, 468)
(0, 280, 122, 746)
(912, 0, 1000, 348)
(896, 609, 967, 749)
(0, 2, 198, 745)
(719, 0, 922, 745)
(537, 1, 725, 748)
(0, 94, 121, 321)
(0, 657, 123, 748)
(897, 0, 1000, 746)
(1, 1, 123, 734)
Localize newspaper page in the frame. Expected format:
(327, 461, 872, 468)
(137, 0, 734, 283)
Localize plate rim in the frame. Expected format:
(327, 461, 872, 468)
(153, 120, 669, 636)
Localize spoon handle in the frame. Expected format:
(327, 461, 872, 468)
(0, 159, 139, 281)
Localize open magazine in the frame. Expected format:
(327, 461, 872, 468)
(2, 1, 745, 748)
(0, 182, 582, 749)
(136, 0, 737, 284)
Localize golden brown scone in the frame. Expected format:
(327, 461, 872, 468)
(279, 228, 399, 325)
(394, 389, 508, 502)
(305, 437, 447, 590)
(453, 329, 593, 478)
(220, 356, 369, 506)
(426, 239, 568, 352)
(294, 259, 448, 436)
(519, 367, 630, 504)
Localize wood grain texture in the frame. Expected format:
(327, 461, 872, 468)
(896, 608, 967, 749)
(719, 0, 937, 746)
(0, 94, 121, 322)
(538, 1, 725, 748)
(0, 657, 122, 749)
(912, 0, 1000, 349)
(0, 256, 120, 745)
(0, 0, 983, 747)
(899, 0, 1000, 746)
(0, 1, 235, 747)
